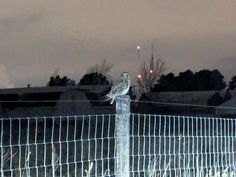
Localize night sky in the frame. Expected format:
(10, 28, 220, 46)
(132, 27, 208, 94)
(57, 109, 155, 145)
(0, 0, 236, 88)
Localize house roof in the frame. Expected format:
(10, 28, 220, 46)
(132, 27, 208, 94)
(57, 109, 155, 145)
(0, 85, 111, 94)
(150, 90, 236, 105)
(0, 85, 113, 117)
(138, 90, 236, 116)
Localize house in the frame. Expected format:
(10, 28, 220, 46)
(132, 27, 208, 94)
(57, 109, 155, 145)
(0, 85, 114, 117)
(137, 90, 236, 116)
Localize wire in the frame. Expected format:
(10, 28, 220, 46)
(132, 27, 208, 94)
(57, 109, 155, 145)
(0, 98, 235, 110)
(130, 100, 236, 110)
(0, 100, 105, 103)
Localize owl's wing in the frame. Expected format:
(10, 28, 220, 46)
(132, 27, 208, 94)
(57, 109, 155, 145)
(104, 72, 130, 104)
(109, 82, 125, 95)
(104, 82, 120, 99)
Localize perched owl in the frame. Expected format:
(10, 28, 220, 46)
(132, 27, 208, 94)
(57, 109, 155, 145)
(105, 72, 131, 104)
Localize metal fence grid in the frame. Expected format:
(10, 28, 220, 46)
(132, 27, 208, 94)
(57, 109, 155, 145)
(0, 115, 116, 177)
(0, 114, 236, 177)
(130, 114, 236, 177)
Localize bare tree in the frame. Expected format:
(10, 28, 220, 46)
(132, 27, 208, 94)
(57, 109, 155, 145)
(87, 59, 113, 77)
(51, 68, 60, 77)
(137, 57, 165, 94)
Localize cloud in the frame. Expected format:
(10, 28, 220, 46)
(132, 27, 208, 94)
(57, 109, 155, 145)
(0, 65, 14, 88)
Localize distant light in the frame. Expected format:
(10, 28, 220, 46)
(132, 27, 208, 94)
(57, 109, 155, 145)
(137, 74, 142, 79)
(137, 46, 141, 50)
(150, 70, 153, 74)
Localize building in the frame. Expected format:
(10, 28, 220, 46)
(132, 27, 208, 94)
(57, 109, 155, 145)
(136, 90, 236, 116)
(0, 85, 114, 117)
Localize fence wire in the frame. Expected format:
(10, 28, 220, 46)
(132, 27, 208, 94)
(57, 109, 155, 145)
(0, 114, 236, 177)
(0, 115, 116, 177)
(130, 114, 236, 177)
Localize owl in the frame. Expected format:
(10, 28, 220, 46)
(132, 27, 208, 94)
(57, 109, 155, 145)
(105, 72, 131, 104)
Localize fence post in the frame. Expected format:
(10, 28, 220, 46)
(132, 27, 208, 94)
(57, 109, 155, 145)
(115, 95, 130, 177)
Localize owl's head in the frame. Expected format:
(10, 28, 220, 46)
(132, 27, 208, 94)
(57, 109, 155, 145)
(121, 72, 130, 80)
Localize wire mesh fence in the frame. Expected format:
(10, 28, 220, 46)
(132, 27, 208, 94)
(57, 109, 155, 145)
(0, 115, 116, 177)
(130, 114, 236, 177)
(0, 114, 236, 177)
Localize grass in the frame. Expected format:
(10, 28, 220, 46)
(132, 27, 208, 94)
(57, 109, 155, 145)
(1, 145, 236, 176)
(145, 156, 236, 177)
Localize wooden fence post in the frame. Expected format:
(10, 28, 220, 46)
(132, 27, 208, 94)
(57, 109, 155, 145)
(115, 95, 130, 177)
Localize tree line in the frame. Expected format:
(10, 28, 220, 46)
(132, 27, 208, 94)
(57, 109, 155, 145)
(152, 69, 226, 92)
(47, 59, 111, 87)
(46, 58, 236, 92)
(48, 72, 110, 87)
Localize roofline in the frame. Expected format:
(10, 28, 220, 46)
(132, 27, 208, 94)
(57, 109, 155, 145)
(0, 85, 111, 94)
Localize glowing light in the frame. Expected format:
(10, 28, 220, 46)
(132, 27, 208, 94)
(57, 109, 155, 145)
(137, 46, 141, 50)
(150, 70, 153, 74)
(137, 74, 142, 79)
